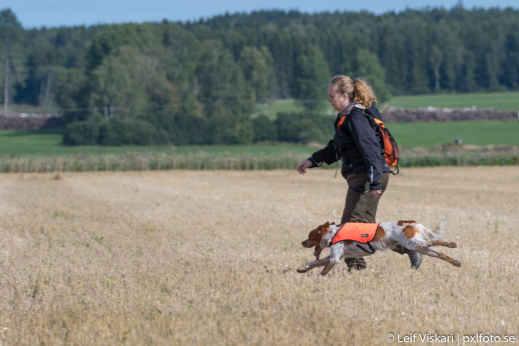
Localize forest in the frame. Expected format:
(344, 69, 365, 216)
(1, 6, 518, 145)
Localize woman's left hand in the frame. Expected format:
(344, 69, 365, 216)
(296, 159, 313, 174)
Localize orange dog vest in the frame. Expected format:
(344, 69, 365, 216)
(331, 223, 378, 245)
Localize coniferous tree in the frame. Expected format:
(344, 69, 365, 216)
(293, 45, 330, 112)
(353, 49, 391, 103)
(0, 9, 24, 112)
(239, 46, 275, 103)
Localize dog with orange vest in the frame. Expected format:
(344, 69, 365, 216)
(297, 220, 461, 275)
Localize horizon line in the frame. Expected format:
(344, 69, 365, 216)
(4, 4, 518, 30)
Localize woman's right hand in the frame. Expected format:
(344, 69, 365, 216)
(296, 159, 313, 175)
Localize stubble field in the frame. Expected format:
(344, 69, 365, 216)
(0, 167, 518, 345)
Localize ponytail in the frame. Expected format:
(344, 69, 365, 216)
(353, 79, 376, 108)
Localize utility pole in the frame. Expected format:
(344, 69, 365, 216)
(3, 54, 8, 115)
(43, 71, 52, 113)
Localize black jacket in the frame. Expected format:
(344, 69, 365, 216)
(309, 104, 388, 190)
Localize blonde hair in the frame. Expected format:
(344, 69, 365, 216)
(330, 75, 377, 108)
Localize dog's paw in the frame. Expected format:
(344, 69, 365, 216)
(452, 259, 462, 267)
(409, 251, 423, 270)
(296, 265, 310, 273)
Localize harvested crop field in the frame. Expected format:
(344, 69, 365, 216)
(1, 167, 518, 345)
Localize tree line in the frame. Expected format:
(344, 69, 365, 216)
(1, 6, 519, 145)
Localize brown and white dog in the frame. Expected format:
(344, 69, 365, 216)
(297, 220, 461, 275)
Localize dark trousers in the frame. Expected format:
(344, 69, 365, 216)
(341, 173, 390, 224)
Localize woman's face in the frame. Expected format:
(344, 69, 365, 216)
(328, 85, 350, 112)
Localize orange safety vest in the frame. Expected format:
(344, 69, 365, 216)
(331, 222, 378, 245)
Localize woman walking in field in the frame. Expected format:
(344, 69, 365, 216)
(296, 75, 419, 271)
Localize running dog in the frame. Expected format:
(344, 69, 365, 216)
(297, 220, 461, 275)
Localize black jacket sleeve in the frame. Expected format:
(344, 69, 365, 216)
(347, 110, 385, 190)
(309, 140, 339, 166)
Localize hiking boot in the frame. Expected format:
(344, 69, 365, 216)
(392, 245, 423, 269)
(344, 257, 367, 272)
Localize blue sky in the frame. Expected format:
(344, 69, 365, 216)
(1, 0, 518, 28)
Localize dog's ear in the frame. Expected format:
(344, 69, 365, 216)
(308, 224, 325, 242)
(313, 244, 322, 259)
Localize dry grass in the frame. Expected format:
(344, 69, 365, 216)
(0, 167, 518, 345)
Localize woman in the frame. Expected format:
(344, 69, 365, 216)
(296, 75, 416, 271)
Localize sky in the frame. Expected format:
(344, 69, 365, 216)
(1, 0, 518, 28)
